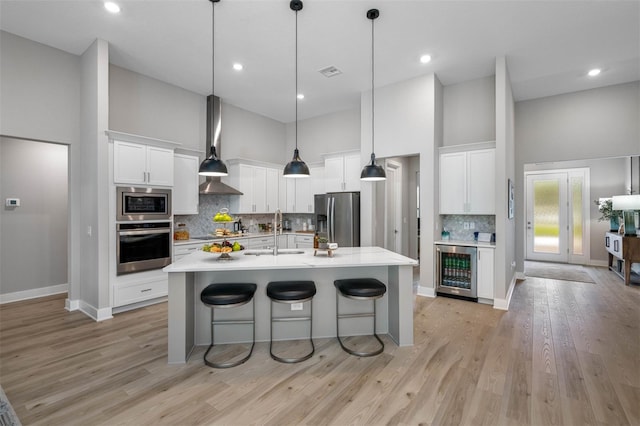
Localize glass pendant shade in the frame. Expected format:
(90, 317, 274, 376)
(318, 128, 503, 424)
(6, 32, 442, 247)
(283, 148, 310, 178)
(199, 146, 228, 176)
(361, 153, 386, 181)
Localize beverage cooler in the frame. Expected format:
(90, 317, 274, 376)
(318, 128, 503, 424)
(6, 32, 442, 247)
(435, 244, 477, 301)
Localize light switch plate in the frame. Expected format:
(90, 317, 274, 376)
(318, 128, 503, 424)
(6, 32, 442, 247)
(5, 198, 20, 207)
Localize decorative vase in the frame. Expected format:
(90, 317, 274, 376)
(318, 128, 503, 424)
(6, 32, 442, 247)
(610, 216, 619, 231)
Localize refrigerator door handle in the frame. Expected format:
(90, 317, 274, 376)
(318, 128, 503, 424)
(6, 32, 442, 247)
(330, 197, 336, 243)
(326, 197, 331, 241)
(349, 195, 353, 245)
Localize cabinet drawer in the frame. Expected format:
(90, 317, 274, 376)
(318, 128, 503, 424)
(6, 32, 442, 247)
(174, 244, 202, 257)
(114, 279, 168, 307)
(249, 236, 273, 249)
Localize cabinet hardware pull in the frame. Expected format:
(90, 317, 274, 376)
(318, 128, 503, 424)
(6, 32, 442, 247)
(141, 288, 152, 293)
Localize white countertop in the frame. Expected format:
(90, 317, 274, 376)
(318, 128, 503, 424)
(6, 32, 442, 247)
(164, 246, 418, 272)
(434, 239, 496, 248)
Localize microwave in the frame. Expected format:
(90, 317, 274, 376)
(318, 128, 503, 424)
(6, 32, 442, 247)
(116, 186, 172, 221)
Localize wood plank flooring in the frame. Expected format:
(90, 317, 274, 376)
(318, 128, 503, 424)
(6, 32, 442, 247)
(1, 265, 639, 425)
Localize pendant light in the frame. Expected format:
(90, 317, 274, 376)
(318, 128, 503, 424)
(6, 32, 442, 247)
(360, 8, 386, 181)
(283, 0, 310, 178)
(199, 0, 228, 177)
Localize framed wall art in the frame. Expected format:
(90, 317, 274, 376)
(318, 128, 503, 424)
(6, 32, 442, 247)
(508, 178, 514, 219)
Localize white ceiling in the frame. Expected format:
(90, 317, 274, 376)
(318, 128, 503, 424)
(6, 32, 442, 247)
(1, 0, 638, 123)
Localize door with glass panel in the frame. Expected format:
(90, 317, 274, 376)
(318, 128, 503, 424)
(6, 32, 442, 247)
(525, 169, 589, 264)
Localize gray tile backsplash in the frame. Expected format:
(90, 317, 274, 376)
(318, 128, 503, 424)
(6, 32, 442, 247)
(174, 195, 314, 236)
(440, 215, 495, 241)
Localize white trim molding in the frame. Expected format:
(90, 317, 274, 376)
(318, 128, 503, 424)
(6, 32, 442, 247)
(493, 274, 517, 310)
(65, 298, 80, 311)
(79, 301, 113, 322)
(0, 283, 68, 304)
(417, 286, 436, 298)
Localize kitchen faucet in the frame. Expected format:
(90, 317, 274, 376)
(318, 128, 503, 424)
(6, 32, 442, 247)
(273, 209, 282, 256)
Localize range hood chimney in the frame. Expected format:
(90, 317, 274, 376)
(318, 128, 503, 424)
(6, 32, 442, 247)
(199, 95, 242, 195)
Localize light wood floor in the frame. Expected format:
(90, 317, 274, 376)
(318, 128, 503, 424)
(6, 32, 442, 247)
(1, 265, 639, 425)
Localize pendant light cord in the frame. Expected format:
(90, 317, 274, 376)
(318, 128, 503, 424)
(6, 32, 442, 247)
(371, 14, 375, 155)
(295, 7, 299, 151)
(212, 1, 215, 98)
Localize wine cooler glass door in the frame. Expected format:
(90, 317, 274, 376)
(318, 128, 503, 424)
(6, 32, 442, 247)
(436, 245, 477, 299)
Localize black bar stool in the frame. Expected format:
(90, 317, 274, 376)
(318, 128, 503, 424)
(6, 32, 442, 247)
(200, 283, 257, 368)
(266, 280, 316, 363)
(334, 278, 387, 357)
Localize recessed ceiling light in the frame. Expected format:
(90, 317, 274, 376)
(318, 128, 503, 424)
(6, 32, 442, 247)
(104, 2, 120, 13)
(233, 63, 243, 71)
(420, 54, 432, 64)
(297, 94, 304, 100)
(588, 68, 601, 77)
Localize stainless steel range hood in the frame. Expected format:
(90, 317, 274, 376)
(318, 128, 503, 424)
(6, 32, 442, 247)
(199, 95, 242, 195)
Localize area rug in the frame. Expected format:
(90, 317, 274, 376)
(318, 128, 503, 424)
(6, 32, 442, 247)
(0, 385, 21, 426)
(524, 261, 595, 283)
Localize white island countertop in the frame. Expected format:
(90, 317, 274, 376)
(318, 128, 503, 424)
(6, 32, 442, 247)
(164, 246, 418, 272)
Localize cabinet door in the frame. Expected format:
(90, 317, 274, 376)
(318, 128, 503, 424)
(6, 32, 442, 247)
(285, 178, 296, 213)
(295, 177, 313, 213)
(252, 166, 268, 213)
(265, 168, 280, 213)
(146, 146, 174, 186)
(173, 154, 199, 215)
(295, 235, 314, 248)
(114, 141, 147, 184)
(324, 157, 344, 193)
(439, 152, 467, 214)
(237, 164, 255, 213)
(467, 149, 495, 214)
(278, 175, 288, 212)
(310, 166, 325, 196)
(477, 248, 495, 299)
(343, 153, 361, 192)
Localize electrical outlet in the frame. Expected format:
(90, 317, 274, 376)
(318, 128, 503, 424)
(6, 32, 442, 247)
(463, 222, 469, 230)
(469, 222, 475, 229)
(291, 303, 303, 311)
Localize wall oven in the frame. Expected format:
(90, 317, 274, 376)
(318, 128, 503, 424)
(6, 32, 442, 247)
(116, 222, 172, 275)
(116, 186, 171, 221)
(435, 244, 477, 301)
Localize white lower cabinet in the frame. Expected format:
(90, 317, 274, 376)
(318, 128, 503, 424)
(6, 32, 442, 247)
(173, 241, 207, 262)
(113, 276, 168, 307)
(248, 235, 273, 249)
(294, 235, 314, 248)
(477, 247, 495, 300)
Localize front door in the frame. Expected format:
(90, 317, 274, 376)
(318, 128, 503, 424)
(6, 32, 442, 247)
(525, 168, 589, 263)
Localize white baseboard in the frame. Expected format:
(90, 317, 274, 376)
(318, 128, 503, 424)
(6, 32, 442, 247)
(0, 283, 68, 304)
(516, 271, 526, 280)
(65, 298, 80, 311)
(79, 301, 113, 322)
(588, 259, 608, 267)
(111, 296, 167, 314)
(493, 274, 517, 311)
(417, 286, 436, 298)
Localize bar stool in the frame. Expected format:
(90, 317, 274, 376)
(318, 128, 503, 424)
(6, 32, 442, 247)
(334, 278, 387, 357)
(200, 283, 257, 368)
(266, 280, 316, 363)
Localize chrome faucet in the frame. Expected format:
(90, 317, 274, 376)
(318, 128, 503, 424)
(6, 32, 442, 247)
(273, 209, 283, 256)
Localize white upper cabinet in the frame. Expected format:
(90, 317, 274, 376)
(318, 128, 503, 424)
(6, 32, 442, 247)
(173, 154, 199, 215)
(228, 162, 279, 214)
(324, 152, 361, 193)
(279, 166, 323, 213)
(439, 143, 495, 214)
(114, 140, 174, 186)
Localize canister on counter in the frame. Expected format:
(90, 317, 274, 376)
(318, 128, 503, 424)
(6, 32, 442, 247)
(174, 223, 190, 240)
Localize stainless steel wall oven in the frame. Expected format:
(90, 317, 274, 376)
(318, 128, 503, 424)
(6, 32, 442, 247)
(116, 222, 172, 275)
(116, 186, 171, 221)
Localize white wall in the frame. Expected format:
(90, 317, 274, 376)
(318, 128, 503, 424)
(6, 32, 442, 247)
(495, 57, 516, 306)
(285, 108, 360, 165)
(225, 103, 286, 164)
(515, 81, 640, 270)
(0, 138, 68, 295)
(443, 76, 496, 146)
(0, 31, 81, 144)
(109, 65, 205, 151)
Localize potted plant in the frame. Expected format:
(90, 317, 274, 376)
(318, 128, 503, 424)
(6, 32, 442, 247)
(594, 199, 622, 231)
(318, 237, 329, 249)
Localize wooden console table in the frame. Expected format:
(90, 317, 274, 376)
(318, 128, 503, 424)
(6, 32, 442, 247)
(605, 232, 640, 285)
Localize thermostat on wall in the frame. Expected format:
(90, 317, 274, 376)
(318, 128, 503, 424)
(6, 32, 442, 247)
(5, 198, 20, 207)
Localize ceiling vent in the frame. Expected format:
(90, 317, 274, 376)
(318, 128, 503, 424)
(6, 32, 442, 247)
(318, 65, 342, 78)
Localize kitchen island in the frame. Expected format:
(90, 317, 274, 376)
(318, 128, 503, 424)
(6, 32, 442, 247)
(163, 246, 418, 363)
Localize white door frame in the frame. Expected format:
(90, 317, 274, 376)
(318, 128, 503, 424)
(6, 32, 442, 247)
(524, 168, 590, 264)
(384, 160, 402, 254)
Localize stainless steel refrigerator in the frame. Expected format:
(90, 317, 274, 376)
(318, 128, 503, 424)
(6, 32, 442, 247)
(314, 192, 360, 247)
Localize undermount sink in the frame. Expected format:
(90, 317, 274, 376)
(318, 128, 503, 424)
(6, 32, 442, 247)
(244, 249, 305, 256)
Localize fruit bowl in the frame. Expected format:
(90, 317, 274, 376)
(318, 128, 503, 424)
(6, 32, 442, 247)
(202, 241, 245, 261)
(212, 208, 235, 223)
